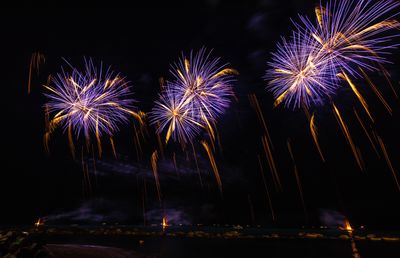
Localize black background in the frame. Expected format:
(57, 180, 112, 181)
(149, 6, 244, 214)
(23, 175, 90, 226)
(1, 1, 400, 229)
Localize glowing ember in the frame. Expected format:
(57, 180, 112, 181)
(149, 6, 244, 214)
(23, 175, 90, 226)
(34, 218, 44, 227)
(345, 219, 353, 232)
(162, 216, 168, 231)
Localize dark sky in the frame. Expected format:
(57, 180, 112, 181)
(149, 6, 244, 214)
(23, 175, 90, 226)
(2, 1, 400, 229)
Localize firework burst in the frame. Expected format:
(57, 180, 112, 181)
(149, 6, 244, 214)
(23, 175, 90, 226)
(151, 48, 237, 144)
(299, 0, 400, 77)
(267, 0, 400, 108)
(150, 86, 203, 144)
(170, 48, 237, 121)
(44, 58, 140, 140)
(267, 31, 339, 108)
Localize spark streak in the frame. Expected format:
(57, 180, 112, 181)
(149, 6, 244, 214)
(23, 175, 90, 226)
(359, 68, 392, 115)
(353, 108, 380, 157)
(338, 72, 374, 122)
(257, 155, 275, 221)
(249, 94, 274, 148)
(310, 113, 325, 162)
(261, 135, 282, 191)
(332, 104, 364, 170)
(287, 139, 308, 221)
(28, 52, 45, 94)
(376, 136, 400, 192)
(151, 150, 162, 203)
(201, 141, 222, 194)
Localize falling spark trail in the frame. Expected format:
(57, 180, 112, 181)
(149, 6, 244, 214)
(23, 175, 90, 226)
(345, 220, 361, 258)
(249, 94, 281, 190)
(68, 124, 75, 159)
(379, 63, 398, 99)
(261, 135, 282, 191)
(301, 103, 312, 122)
(44, 132, 50, 155)
(359, 68, 392, 115)
(151, 150, 162, 204)
(257, 155, 275, 221)
(110, 137, 117, 159)
(133, 123, 143, 161)
(28, 52, 45, 94)
(203, 114, 216, 144)
(338, 72, 374, 122)
(44, 105, 51, 154)
(215, 127, 224, 156)
(201, 141, 223, 195)
(155, 122, 165, 159)
(332, 104, 364, 170)
(96, 118, 102, 158)
(293, 165, 308, 221)
(46, 74, 52, 86)
(376, 136, 400, 192)
(310, 113, 325, 162)
(353, 108, 380, 157)
(85, 163, 92, 195)
(44, 104, 50, 130)
(172, 152, 180, 178)
(287, 139, 308, 221)
(191, 142, 203, 188)
(249, 94, 274, 148)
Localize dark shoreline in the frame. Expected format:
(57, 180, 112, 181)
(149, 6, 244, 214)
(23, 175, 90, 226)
(2, 226, 400, 258)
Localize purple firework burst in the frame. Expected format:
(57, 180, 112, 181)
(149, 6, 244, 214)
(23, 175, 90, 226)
(267, 0, 400, 108)
(150, 86, 203, 144)
(150, 48, 237, 144)
(44, 58, 135, 138)
(267, 30, 339, 108)
(170, 48, 237, 122)
(299, 0, 400, 77)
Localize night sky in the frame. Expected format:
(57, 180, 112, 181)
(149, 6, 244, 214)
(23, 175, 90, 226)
(2, 1, 400, 229)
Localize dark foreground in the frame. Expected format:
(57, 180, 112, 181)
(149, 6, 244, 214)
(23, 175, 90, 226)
(1, 226, 400, 258)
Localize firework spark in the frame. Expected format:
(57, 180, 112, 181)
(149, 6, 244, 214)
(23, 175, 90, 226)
(287, 139, 308, 221)
(332, 104, 364, 170)
(28, 52, 45, 94)
(376, 135, 400, 192)
(310, 113, 325, 162)
(44, 59, 142, 145)
(337, 72, 374, 122)
(257, 155, 275, 221)
(353, 108, 380, 157)
(201, 140, 223, 194)
(151, 150, 162, 203)
(261, 134, 282, 191)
